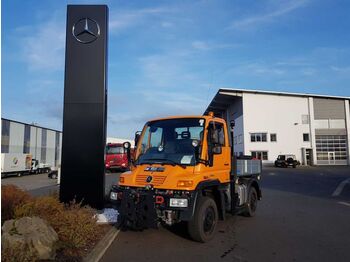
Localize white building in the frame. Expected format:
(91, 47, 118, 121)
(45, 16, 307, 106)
(1, 118, 134, 168)
(205, 88, 350, 166)
(1, 118, 62, 168)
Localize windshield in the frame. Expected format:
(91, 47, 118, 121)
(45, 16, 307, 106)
(136, 118, 205, 166)
(106, 146, 125, 154)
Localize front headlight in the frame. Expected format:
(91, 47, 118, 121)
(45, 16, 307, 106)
(110, 192, 118, 200)
(169, 198, 188, 208)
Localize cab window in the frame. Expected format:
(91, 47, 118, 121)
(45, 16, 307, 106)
(208, 122, 225, 148)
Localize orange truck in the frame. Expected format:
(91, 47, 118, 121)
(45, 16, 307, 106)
(110, 113, 262, 242)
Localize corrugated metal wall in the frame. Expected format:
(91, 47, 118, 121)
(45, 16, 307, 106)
(313, 98, 345, 119)
(1, 119, 62, 168)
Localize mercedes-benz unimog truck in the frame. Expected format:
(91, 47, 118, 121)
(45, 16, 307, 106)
(110, 113, 262, 242)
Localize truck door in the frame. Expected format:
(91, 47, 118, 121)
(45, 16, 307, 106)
(207, 121, 231, 182)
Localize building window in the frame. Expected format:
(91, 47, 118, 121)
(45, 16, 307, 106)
(208, 122, 225, 147)
(1, 119, 10, 153)
(251, 151, 268, 160)
(270, 133, 277, 142)
(302, 115, 309, 124)
(250, 133, 267, 142)
(303, 133, 310, 142)
(23, 125, 31, 153)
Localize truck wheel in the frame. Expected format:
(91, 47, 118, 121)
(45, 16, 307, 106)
(244, 187, 258, 217)
(188, 196, 218, 243)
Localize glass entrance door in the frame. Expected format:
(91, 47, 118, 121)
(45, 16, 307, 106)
(328, 152, 335, 165)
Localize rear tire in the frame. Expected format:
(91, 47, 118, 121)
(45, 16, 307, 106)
(188, 196, 218, 243)
(243, 187, 258, 217)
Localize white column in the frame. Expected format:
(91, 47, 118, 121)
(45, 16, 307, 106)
(344, 100, 350, 165)
(308, 97, 317, 165)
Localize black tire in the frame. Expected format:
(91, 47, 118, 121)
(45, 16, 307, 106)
(244, 187, 258, 217)
(188, 196, 218, 243)
(293, 165, 296, 168)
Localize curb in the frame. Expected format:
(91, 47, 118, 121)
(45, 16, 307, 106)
(84, 226, 120, 262)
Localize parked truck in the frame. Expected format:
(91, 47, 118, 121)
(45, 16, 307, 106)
(110, 113, 262, 242)
(105, 143, 131, 172)
(1, 153, 32, 177)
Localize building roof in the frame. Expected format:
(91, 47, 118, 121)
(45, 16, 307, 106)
(1, 118, 62, 133)
(205, 88, 350, 115)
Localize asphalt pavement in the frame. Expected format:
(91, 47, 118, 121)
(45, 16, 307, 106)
(1, 172, 121, 198)
(101, 166, 350, 262)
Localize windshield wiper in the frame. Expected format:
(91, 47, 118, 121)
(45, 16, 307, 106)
(139, 158, 186, 169)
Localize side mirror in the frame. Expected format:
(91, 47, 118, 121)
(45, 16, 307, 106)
(208, 149, 214, 167)
(134, 131, 141, 148)
(123, 142, 132, 167)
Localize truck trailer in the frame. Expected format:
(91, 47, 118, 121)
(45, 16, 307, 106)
(1, 153, 32, 178)
(110, 113, 262, 242)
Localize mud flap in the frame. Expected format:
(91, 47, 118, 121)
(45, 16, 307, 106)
(117, 189, 158, 230)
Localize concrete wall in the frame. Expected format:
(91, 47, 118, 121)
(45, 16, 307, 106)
(9, 122, 25, 153)
(46, 130, 56, 167)
(2, 119, 62, 168)
(242, 93, 312, 163)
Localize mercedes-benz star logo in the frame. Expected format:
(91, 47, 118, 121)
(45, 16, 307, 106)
(72, 18, 100, 44)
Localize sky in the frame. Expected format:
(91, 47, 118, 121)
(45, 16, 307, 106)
(2, 0, 350, 139)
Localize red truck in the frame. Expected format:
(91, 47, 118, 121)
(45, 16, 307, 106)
(105, 143, 130, 172)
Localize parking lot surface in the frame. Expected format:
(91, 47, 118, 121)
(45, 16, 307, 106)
(1, 172, 121, 197)
(101, 166, 350, 262)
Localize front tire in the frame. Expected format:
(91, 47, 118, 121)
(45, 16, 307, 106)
(244, 187, 258, 217)
(188, 196, 218, 243)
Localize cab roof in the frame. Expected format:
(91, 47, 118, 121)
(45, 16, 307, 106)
(147, 114, 223, 123)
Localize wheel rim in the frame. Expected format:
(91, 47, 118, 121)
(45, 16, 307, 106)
(250, 192, 257, 212)
(203, 206, 216, 235)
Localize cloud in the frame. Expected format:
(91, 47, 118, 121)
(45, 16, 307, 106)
(160, 21, 174, 28)
(331, 66, 350, 74)
(228, 62, 286, 76)
(192, 41, 210, 50)
(228, 0, 310, 30)
(19, 14, 65, 71)
(191, 40, 241, 52)
(109, 7, 173, 34)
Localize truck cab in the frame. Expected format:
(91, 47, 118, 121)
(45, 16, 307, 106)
(105, 143, 129, 171)
(110, 115, 261, 242)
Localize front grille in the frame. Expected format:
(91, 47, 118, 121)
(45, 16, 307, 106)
(135, 174, 166, 186)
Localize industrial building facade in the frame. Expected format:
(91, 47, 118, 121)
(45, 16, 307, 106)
(205, 88, 350, 166)
(1, 118, 62, 168)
